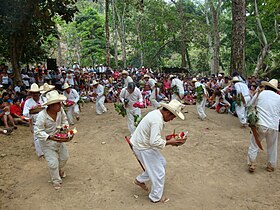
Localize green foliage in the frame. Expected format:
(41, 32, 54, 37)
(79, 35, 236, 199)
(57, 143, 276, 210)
(196, 85, 204, 103)
(114, 102, 127, 117)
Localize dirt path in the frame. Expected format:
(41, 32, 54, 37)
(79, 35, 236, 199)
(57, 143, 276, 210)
(1, 103, 280, 210)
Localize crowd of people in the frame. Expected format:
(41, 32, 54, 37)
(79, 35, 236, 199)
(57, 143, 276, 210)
(0, 62, 279, 201)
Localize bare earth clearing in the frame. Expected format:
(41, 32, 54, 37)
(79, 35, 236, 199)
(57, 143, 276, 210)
(1, 103, 280, 210)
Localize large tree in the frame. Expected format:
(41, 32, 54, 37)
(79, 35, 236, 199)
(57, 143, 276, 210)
(230, 0, 246, 76)
(0, 0, 77, 82)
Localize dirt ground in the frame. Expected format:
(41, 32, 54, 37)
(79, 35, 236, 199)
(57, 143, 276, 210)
(1, 103, 280, 210)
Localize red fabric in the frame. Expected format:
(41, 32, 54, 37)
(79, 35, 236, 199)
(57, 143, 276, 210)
(10, 104, 22, 116)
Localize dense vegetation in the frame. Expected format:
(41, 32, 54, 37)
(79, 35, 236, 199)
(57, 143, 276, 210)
(0, 0, 279, 81)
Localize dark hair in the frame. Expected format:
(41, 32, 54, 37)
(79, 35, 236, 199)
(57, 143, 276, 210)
(265, 85, 277, 93)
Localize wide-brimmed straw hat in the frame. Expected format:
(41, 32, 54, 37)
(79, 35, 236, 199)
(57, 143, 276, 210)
(62, 83, 71, 90)
(28, 83, 40, 92)
(261, 79, 279, 91)
(231, 76, 241, 82)
(42, 90, 66, 106)
(160, 100, 185, 120)
(191, 78, 197, 83)
(40, 83, 55, 93)
(143, 74, 150, 79)
(92, 80, 99, 86)
(121, 70, 129, 75)
(169, 75, 176, 79)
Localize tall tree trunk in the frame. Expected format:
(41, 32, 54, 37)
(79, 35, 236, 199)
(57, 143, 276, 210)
(181, 42, 187, 68)
(186, 46, 192, 70)
(57, 38, 62, 67)
(209, 0, 221, 75)
(252, 0, 279, 76)
(112, 0, 118, 68)
(205, 0, 215, 74)
(10, 36, 21, 83)
(105, 0, 110, 67)
(230, 0, 246, 76)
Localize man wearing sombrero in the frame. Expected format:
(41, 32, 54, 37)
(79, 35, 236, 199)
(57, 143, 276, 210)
(130, 100, 187, 203)
(247, 79, 280, 172)
(23, 83, 44, 159)
(232, 76, 250, 127)
(34, 90, 69, 190)
(121, 70, 133, 88)
(92, 80, 107, 115)
(39, 83, 55, 104)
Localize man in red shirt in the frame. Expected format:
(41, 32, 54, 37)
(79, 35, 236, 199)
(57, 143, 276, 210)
(10, 98, 29, 126)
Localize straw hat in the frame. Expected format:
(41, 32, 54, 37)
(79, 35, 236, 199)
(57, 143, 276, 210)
(231, 76, 241, 82)
(40, 83, 55, 93)
(160, 100, 185, 120)
(42, 90, 67, 106)
(28, 83, 40, 92)
(261, 79, 279, 91)
(121, 70, 129, 75)
(143, 74, 150, 79)
(191, 78, 197, 83)
(218, 74, 222, 77)
(92, 80, 99, 86)
(169, 75, 176, 79)
(62, 83, 71, 90)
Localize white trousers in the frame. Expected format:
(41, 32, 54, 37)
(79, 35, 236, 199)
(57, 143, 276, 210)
(126, 108, 141, 135)
(133, 148, 166, 202)
(40, 141, 69, 184)
(247, 125, 278, 167)
(149, 89, 160, 109)
(96, 96, 107, 114)
(34, 134, 44, 157)
(235, 103, 247, 124)
(66, 104, 79, 124)
(196, 97, 207, 119)
(171, 92, 184, 101)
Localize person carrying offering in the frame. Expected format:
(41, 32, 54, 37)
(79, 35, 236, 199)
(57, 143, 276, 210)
(130, 100, 187, 203)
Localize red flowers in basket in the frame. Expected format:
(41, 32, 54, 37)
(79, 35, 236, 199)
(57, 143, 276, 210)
(165, 130, 188, 140)
(133, 102, 145, 108)
(64, 100, 75, 107)
(55, 125, 77, 141)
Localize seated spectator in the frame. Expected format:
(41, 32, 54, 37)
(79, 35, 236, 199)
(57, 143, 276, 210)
(10, 98, 30, 126)
(0, 99, 17, 129)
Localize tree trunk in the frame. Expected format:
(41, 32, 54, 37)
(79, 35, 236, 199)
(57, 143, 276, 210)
(209, 0, 221, 75)
(10, 36, 21, 83)
(105, 0, 110, 67)
(57, 38, 62, 67)
(230, 0, 246, 76)
(112, 0, 119, 68)
(186, 46, 192, 70)
(205, 0, 215, 74)
(181, 42, 187, 68)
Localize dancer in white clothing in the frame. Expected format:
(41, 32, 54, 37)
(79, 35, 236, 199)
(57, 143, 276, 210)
(143, 74, 160, 109)
(131, 100, 187, 203)
(121, 70, 133, 88)
(191, 78, 208, 120)
(120, 82, 143, 135)
(170, 75, 184, 101)
(247, 79, 280, 172)
(62, 83, 80, 125)
(92, 80, 107, 115)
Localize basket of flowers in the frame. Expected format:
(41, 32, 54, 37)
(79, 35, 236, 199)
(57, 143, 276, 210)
(63, 100, 75, 107)
(54, 125, 77, 141)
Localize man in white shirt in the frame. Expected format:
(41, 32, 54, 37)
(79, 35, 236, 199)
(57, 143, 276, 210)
(92, 80, 107, 115)
(191, 78, 208, 120)
(143, 74, 160, 109)
(34, 90, 69, 190)
(121, 70, 133, 88)
(232, 76, 251, 126)
(247, 79, 280, 172)
(65, 69, 75, 86)
(170, 75, 184, 101)
(23, 83, 44, 159)
(131, 100, 187, 203)
(62, 83, 80, 125)
(120, 82, 143, 135)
